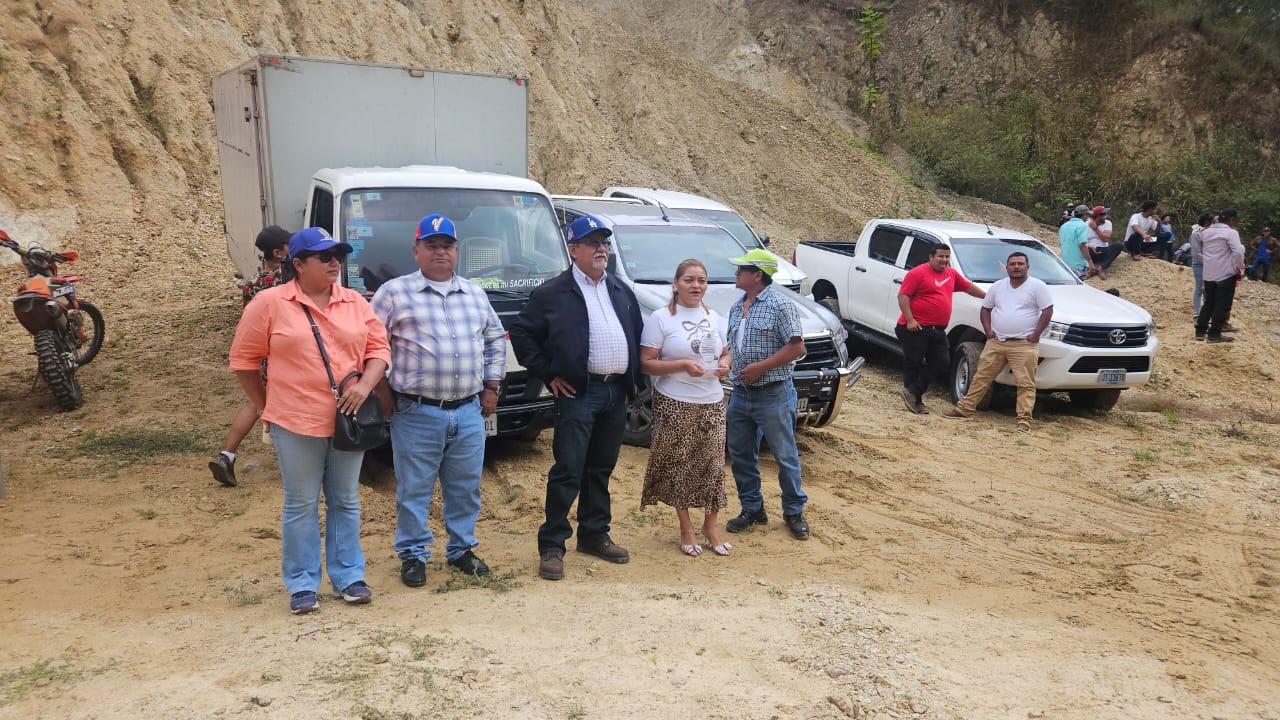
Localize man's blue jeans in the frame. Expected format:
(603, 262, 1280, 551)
(391, 395, 486, 563)
(539, 381, 627, 554)
(270, 424, 366, 595)
(726, 382, 806, 516)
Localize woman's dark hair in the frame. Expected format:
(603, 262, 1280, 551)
(255, 225, 291, 256)
(280, 252, 303, 282)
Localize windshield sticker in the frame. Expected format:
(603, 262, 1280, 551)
(364, 192, 381, 202)
(347, 239, 365, 252)
(346, 264, 362, 279)
(514, 194, 539, 207)
(348, 275, 366, 292)
(471, 276, 545, 290)
(349, 196, 364, 218)
(346, 225, 372, 239)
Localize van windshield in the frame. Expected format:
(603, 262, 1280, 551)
(339, 188, 567, 293)
(948, 237, 1082, 285)
(685, 208, 764, 249)
(611, 225, 746, 282)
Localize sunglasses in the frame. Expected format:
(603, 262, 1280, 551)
(300, 250, 347, 263)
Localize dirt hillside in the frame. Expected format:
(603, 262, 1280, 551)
(1, 1, 1278, 719)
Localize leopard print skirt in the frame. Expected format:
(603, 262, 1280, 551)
(640, 391, 728, 512)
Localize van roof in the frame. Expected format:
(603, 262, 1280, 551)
(312, 166, 549, 195)
(602, 186, 734, 212)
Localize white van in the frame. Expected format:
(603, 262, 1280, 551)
(601, 186, 808, 293)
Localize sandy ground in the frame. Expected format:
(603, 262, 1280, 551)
(1, 249, 1278, 720)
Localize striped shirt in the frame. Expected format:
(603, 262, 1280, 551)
(726, 284, 803, 387)
(572, 264, 630, 375)
(370, 272, 506, 400)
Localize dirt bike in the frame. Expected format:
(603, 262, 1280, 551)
(0, 230, 105, 410)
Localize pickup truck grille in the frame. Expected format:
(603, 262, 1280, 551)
(782, 282, 802, 293)
(1063, 324, 1149, 348)
(796, 336, 839, 372)
(1068, 356, 1151, 373)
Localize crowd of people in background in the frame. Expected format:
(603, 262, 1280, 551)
(1061, 200, 1264, 342)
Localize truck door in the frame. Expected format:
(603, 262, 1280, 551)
(854, 225, 911, 333)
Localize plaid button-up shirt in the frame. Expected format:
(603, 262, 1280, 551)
(370, 272, 506, 400)
(726, 284, 803, 387)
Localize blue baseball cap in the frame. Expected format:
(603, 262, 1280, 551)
(288, 227, 353, 258)
(565, 215, 612, 244)
(415, 213, 457, 242)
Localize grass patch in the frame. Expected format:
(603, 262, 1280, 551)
(1133, 449, 1159, 463)
(0, 658, 81, 705)
(223, 578, 267, 606)
(75, 427, 210, 464)
(135, 508, 157, 520)
(1160, 409, 1180, 425)
(432, 569, 521, 594)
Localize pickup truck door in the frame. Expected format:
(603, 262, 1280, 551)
(851, 225, 912, 334)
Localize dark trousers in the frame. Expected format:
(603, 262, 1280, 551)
(1195, 278, 1238, 338)
(1155, 238, 1174, 262)
(539, 381, 627, 553)
(1091, 244, 1124, 270)
(1124, 232, 1144, 257)
(895, 324, 949, 398)
(1250, 257, 1270, 281)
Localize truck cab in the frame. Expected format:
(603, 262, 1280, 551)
(305, 166, 567, 439)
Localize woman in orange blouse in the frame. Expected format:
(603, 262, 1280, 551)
(229, 227, 391, 615)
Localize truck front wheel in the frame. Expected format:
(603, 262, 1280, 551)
(1068, 388, 1122, 413)
(949, 340, 993, 410)
(623, 384, 653, 448)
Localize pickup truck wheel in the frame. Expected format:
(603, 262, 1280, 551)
(1068, 388, 1122, 413)
(818, 296, 840, 318)
(950, 340, 993, 410)
(622, 384, 653, 448)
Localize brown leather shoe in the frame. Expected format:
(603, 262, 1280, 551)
(576, 537, 630, 564)
(538, 550, 564, 581)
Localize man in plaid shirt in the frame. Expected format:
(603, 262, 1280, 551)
(723, 248, 811, 541)
(371, 214, 506, 587)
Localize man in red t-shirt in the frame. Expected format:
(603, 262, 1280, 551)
(894, 244, 986, 413)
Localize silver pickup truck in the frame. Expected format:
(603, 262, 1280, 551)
(553, 197, 863, 446)
(795, 219, 1158, 412)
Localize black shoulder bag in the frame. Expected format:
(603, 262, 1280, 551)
(302, 305, 390, 451)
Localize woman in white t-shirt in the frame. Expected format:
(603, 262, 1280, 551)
(639, 259, 733, 557)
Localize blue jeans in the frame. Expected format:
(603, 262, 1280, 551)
(1191, 263, 1204, 315)
(539, 381, 627, 553)
(270, 424, 366, 595)
(391, 395, 485, 563)
(726, 382, 806, 516)
(1251, 257, 1270, 282)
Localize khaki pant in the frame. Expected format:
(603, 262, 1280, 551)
(955, 338, 1039, 424)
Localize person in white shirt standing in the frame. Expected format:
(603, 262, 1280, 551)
(1195, 208, 1247, 343)
(943, 252, 1054, 432)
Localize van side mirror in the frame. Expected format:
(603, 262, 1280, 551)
(759, 235, 771, 246)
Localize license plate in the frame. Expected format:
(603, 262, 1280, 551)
(52, 285, 73, 298)
(484, 414, 497, 437)
(796, 397, 809, 412)
(1097, 369, 1126, 385)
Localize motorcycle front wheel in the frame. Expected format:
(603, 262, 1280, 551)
(71, 300, 105, 366)
(35, 329, 84, 410)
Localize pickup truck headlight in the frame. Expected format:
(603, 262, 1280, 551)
(833, 326, 849, 364)
(1146, 321, 1157, 337)
(1045, 321, 1070, 341)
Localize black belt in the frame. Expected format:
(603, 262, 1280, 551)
(736, 380, 785, 391)
(587, 372, 625, 384)
(397, 392, 478, 409)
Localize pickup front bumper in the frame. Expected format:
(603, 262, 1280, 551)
(723, 356, 864, 428)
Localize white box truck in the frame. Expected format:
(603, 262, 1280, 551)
(212, 54, 566, 439)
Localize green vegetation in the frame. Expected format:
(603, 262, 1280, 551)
(857, 6, 886, 60)
(1, 659, 82, 705)
(431, 568, 522, 594)
(875, 0, 1280, 242)
(75, 427, 210, 464)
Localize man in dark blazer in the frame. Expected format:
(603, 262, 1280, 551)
(509, 213, 643, 581)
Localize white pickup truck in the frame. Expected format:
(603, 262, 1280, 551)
(795, 220, 1159, 411)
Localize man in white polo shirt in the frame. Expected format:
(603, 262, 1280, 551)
(943, 252, 1054, 432)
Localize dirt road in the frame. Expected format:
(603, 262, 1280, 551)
(1, 250, 1277, 719)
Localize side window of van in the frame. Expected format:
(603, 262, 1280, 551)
(867, 227, 907, 265)
(309, 186, 334, 234)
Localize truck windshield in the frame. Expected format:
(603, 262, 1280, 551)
(949, 237, 1082, 285)
(339, 188, 567, 293)
(611, 225, 747, 283)
(685, 209, 764, 249)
